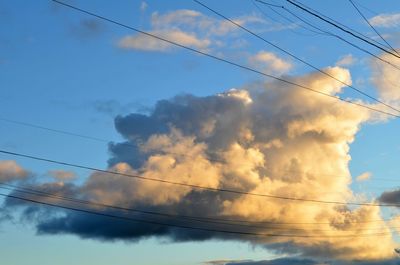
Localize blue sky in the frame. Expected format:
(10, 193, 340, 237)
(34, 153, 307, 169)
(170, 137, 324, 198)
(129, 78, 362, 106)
(1, 0, 400, 264)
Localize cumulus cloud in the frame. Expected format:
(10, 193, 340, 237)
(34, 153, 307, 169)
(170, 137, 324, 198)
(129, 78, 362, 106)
(2, 66, 399, 261)
(249, 51, 292, 75)
(369, 13, 400, 28)
(0, 160, 29, 183)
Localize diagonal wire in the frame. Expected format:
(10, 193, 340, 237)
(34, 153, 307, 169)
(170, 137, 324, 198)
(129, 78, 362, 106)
(194, 0, 400, 114)
(50, 0, 400, 119)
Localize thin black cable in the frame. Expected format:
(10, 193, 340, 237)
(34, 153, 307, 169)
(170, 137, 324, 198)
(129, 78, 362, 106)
(50, 0, 400, 119)
(256, 0, 400, 71)
(0, 184, 394, 233)
(194, 0, 400, 114)
(286, 0, 400, 59)
(3, 116, 400, 183)
(348, 0, 399, 56)
(290, 0, 392, 51)
(1, 192, 391, 238)
(255, 0, 400, 72)
(2, 183, 395, 227)
(1, 148, 400, 208)
(252, 0, 325, 36)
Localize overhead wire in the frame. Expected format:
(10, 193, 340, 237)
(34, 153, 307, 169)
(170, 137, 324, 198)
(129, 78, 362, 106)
(1, 192, 392, 238)
(251, 0, 325, 36)
(194, 0, 400, 114)
(348, 0, 399, 56)
(2, 149, 400, 208)
(3, 116, 400, 183)
(286, 0, 400, 59)
(50, 0, 400, 119)
(255, 0, 400, 72)
(0, 184, 396, 234)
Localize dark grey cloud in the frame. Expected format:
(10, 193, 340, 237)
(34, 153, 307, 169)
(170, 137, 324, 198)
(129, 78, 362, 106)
(68, 18, 105, 39)
(221, 257, 400, 265)
(379, 189, 400, 204)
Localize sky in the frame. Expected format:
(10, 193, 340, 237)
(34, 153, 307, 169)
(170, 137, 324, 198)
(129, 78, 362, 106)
(1, 0, 400, 264)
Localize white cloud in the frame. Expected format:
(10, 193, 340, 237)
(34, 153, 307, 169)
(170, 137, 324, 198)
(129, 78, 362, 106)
(370, 51, 400, 106)
(117, 9, 269, 52)
(249, 50, 292, 75)
(336, 54, 357, 67)
(118, 29, 211, 52)
(369, 13, 400, 28)
(356, 172, 372, 182)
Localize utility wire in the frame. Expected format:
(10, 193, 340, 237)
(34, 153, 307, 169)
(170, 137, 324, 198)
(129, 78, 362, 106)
(50, 0, 400, 119)
(1, 192, 391, 238)
(252, 0, 325, 36)
(286, 0, 400, 59)
(3, 116, 400, 182)
(0, 183, 397, 232)
(289, 0, 391, 51)
(348, 0, 399, 56)
(2, 183, 396, 227)
(255, 0, 400, 72)
(1, 148, 400, 208)
(194, 0, 400, 114)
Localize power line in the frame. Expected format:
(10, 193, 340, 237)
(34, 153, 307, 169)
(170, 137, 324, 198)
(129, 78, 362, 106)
(1, 148, 400, 208)
(348, 0, 399, 56)
(50, 0, 400, 119)
(255, 0, 400, 73)
(252, 0, 325, 37)
(286, 0, 400, 59)
(1, 183, 395, 229)
(2, 192, 392, 238)
(3, 116, 400, 183)
(194, 0, 400, 114)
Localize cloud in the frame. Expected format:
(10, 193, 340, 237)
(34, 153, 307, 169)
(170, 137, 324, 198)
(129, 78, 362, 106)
(212, 257, 400, 265)
(2, 66, 399, 261)
(249, 51, 293, 75)
(69, 19, 105, 39)
(379, 189, 400, 204)
(369, 13, 400, 28)
(356, 172, 371, 182)
(117, 9, 269, 52)
(370, 51, 400, 106)
(47, 170, 76, 181)
(118, 29, 211, 52)
(0, 160, 29, 183)
(140, 1, 148, 12)
(336, 54, 357, 67)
